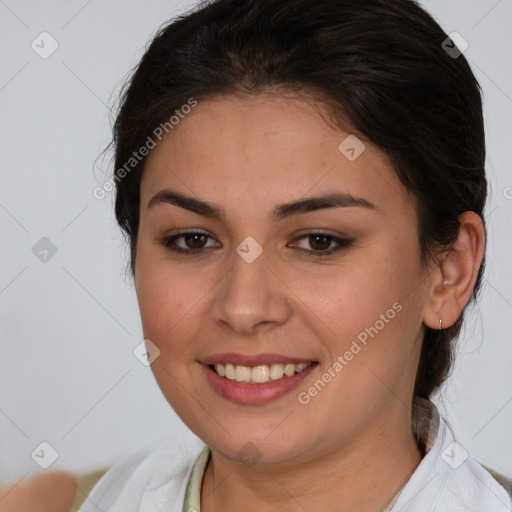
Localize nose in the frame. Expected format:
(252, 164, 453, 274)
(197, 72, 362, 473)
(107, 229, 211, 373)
(211, 248, 292, 336)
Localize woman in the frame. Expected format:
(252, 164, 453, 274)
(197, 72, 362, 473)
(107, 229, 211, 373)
(80, 0, 512, 510)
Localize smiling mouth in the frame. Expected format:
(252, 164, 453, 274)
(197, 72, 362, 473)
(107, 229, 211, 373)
(209, 362, 315, 384)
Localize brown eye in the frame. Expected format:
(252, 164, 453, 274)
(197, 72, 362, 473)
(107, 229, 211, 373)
(291, 232, 353, 256)
(184, 233, 208, 249)
(308, 234, 332, 251)
(162, 231, 219, 254)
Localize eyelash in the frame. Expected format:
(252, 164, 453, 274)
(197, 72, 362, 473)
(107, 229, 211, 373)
(161, 231, 353, 257)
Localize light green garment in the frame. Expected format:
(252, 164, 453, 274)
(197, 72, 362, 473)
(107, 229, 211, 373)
(183, 445, 211, 512)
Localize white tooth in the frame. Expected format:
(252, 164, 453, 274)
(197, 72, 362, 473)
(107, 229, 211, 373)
(251, 365, 270, 383)
(220, 362, 310, 382)
(225, 363, 236, 380)
(235, 365, 251, 382)
(215, 364, 225, 377)
(269, 363, 284, 380)
(283, 363, 296, 377)
(295, 363, 310, 373)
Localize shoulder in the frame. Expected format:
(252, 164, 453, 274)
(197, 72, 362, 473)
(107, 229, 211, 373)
(394, 408, 512, 511)
(77, 436, 205, 512)
(435, 415, 512, 511)
(450, 452, 512, 511)
(482, 465, 512, 499)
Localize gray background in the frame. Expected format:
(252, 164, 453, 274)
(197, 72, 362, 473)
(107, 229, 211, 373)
(0, 0, 511, 483)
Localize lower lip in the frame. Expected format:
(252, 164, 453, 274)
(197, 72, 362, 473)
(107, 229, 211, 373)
(200, 363, 317, 405)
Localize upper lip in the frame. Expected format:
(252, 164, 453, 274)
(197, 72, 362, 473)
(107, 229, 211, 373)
(201, 352, 316, 366)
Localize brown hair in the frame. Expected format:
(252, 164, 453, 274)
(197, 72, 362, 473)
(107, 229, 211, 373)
(110, 0, 486, 400)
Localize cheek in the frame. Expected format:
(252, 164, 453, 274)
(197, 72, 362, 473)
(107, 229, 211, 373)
(135, 247, 188, 343)
(301, 245, 422, 365)
(134, 246, 222, 359)
(290, 258, 397, 339)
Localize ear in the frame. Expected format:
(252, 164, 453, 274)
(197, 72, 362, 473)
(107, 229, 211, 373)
(423, 211, 485, 330)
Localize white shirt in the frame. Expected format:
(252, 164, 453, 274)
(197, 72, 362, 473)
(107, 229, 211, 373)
(78, 402, 512, 511)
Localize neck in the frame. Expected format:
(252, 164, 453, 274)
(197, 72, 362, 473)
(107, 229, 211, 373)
(201, 404, 423, 512)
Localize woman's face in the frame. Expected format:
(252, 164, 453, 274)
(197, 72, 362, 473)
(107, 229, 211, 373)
(135, 94, 431, 465)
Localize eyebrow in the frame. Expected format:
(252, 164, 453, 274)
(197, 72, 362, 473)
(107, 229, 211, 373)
(147, 189, 378, 221)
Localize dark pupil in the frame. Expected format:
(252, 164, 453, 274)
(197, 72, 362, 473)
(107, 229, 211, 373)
(309, 234, 330, 250)
(186, 233, 207, 249)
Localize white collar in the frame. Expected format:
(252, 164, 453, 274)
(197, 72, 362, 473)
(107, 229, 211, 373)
(184, 398, 512, 511)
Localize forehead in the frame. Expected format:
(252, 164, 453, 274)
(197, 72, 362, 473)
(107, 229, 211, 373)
(140, 94, 413, 217)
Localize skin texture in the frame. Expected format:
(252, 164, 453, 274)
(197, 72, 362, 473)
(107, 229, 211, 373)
(134, 94, 485, 511)
(0, 472, 78, 512)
